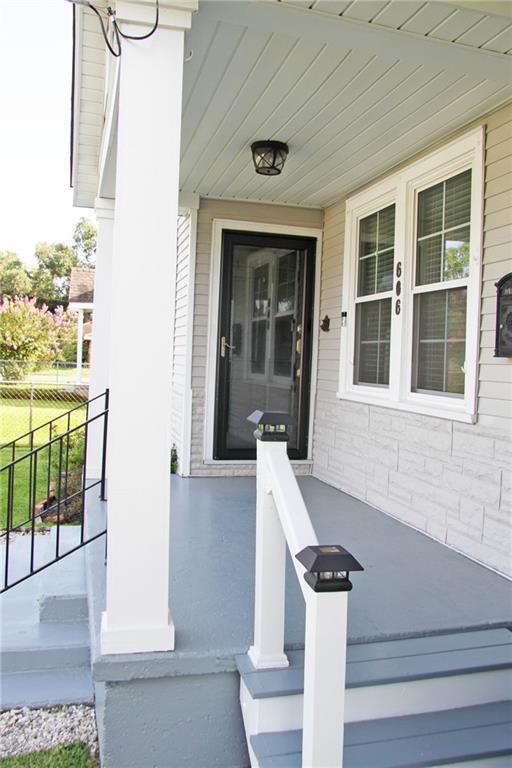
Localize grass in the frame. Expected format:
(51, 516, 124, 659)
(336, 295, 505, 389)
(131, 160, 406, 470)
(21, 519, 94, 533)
(1, 398, 86, 449)
(0, 743, 98, 767)
(1, 397, 87, 530)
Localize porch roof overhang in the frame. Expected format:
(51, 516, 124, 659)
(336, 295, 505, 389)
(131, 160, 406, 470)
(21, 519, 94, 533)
(71, 0, 512, 210)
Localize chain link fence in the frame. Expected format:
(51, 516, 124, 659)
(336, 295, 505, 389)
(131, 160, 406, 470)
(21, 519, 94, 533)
(0, 361, 90, 450)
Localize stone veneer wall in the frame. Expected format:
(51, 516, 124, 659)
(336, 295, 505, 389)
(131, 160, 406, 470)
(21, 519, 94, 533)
(313, 104, 512, 577)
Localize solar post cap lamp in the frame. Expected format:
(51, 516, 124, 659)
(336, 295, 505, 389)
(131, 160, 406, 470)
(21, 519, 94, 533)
(247, 410, 294, 442)
(296, 545, 364, 592)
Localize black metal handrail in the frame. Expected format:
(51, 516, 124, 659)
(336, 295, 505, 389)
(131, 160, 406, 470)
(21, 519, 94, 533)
(1, 390, 109, 593)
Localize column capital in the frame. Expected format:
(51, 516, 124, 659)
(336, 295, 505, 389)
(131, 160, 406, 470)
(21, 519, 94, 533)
(95, 197, 115, 221)
(115, 0, 196, 31)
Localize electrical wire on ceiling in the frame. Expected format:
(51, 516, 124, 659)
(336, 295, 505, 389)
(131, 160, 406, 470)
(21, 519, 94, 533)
(66, 0, 159, 58)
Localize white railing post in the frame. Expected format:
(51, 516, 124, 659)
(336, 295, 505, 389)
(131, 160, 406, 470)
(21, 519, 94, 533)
(302, 590, 348, 768)
(248, 436, 289, 669)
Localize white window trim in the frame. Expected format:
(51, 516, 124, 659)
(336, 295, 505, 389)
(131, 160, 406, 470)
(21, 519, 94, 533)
(338, 127, 484, 424)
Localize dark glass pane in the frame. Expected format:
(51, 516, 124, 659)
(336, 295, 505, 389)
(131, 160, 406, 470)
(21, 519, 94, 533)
(358, 343, 378, 384)
(359, 212, 377, 257)
(253, 264, 269, 318)
(277, 252, 297, 313)
(418, 291, 446, 340)
(355, 298, 391, 386)
(418, 181, 443, 237)
(414, 287, 466, 396)
(359, 300, 380, 341)
(251, 321, 266, 374)
(376, 249, 394, 292)
(447, 287, 467, 339)
(446, 342, 465, 394)
(417, 235, 442, 285)
(417, 341, 445, 391)
(445, 170, 471, 230)
(358, 255, 376, 296)
(377, 205, 395, 250)
(274, 316, 293, 377)
(224, 243, 307, 454)
(443, 227, 470, 281)
(379, 342, 390, 386)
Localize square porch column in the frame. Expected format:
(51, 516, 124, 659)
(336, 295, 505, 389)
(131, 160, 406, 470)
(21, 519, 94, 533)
(86, 197, 114, 480)
(101, 1, 195, 655)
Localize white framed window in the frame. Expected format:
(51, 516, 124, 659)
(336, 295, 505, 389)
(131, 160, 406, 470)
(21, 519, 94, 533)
(338, 128, 484, 423)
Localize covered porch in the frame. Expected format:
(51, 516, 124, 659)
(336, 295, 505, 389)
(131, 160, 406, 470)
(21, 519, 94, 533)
(83, 473, 511, 766)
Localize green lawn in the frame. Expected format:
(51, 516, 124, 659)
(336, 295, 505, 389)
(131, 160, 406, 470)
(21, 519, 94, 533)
(1, 397, 88, 530)
(1, 398, 86, 449)
(0, 743, 98, 767)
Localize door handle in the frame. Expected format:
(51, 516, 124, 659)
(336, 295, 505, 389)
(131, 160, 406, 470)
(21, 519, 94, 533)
(220, 336, 236, 357)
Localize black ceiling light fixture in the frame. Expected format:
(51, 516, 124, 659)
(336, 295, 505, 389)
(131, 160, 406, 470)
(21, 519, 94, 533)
(251, 140, 289, 176)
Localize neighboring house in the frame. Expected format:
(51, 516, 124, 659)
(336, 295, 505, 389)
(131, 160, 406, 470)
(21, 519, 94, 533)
(69, 266, 94, 379)
(6, 1, 510, 766)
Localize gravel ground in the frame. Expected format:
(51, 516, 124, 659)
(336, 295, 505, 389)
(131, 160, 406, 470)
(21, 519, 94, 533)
(0, 705, 98, 758)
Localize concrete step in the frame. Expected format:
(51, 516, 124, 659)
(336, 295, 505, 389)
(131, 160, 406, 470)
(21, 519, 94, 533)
(237, 628, 512, 729)
(250, 701, 512, 767)
(1, 667, 94, 710)
(1, 620, 90, 673)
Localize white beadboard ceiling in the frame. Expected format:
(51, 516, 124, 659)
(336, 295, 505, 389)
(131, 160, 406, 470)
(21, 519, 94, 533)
(72, 1, 512, 208)
(180, 0, 512, 207)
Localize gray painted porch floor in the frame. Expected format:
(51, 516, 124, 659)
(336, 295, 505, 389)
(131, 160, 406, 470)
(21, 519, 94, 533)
(170, 475, 511, 654)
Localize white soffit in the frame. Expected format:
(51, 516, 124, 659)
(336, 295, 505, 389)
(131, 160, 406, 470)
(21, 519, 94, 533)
(181, 0, 512, 207)
(72, 6, 105, 208)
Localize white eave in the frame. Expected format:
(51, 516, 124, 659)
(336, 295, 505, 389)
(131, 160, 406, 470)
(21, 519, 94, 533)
(71, 0, 512, 210)
(71, 5, 106, 208)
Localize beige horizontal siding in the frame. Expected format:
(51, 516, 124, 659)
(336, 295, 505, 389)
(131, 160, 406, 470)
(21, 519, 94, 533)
(170, 215, 191, 470)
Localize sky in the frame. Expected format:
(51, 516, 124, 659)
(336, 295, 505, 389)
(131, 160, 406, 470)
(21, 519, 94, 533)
(0, 0, 94, 268)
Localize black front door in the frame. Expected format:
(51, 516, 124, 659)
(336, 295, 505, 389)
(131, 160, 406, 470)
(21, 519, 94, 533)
(214, 230, 316, 460)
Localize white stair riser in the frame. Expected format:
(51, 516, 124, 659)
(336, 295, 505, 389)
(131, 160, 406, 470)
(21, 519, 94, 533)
(241, 669, 512, 734)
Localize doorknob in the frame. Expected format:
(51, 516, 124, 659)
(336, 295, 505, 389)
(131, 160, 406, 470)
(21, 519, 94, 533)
(220, 336, 236, 357)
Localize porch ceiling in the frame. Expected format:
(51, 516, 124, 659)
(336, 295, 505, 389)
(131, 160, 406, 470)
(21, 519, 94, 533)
(181, 0, 512, 207)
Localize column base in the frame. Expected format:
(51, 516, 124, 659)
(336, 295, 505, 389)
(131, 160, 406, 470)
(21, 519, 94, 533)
(248, 645, 289, 670)
(101, 611, 175, 655)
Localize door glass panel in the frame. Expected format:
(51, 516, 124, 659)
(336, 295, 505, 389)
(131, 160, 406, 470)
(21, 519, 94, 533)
(221, 242, 308, 455)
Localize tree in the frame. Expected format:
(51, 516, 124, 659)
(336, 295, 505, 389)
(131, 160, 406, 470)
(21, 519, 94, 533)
(0, 251, 32, 298)
(0, 295, 76, 380)
(31, 242, 79, 308)
(73, 217, 97, 266)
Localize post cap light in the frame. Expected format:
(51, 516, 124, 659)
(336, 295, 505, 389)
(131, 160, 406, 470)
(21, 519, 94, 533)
(296, 545, 364, 592)
(251, 141, 289, 176)
(247, 410, 294, 442)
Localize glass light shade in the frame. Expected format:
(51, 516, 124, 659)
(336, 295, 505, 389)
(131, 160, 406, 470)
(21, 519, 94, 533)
(251, 141, 289, 176)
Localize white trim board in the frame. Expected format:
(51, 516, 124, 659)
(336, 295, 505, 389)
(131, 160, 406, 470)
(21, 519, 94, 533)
(204, 219, 323, 464)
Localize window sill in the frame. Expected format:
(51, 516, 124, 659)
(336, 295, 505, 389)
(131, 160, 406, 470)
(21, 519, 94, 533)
(336, 390, 476, 424)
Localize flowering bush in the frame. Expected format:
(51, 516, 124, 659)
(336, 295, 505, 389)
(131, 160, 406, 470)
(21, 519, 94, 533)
(0, 295, 76, 380)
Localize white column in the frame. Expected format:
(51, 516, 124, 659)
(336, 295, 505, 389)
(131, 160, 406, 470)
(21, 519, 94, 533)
(76, 309, 84, 384)
(302, 591, 348, 768)
(101, 2, 193, 655)
(248, 439, 289, 669)
(86, 197, 114, 480)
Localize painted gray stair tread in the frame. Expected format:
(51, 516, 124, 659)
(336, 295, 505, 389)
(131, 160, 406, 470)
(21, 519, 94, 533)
(236, 629, 512, 698)
(1, 668, 94, 709)
(251, 702, 512, 767)
(1, 619, 90, 650)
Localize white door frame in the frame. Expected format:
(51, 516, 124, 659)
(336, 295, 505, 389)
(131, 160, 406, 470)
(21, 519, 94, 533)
(204, 218, 323, 464)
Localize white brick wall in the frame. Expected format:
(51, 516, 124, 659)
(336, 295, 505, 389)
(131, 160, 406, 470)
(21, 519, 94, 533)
(313, 105, 512, 577)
